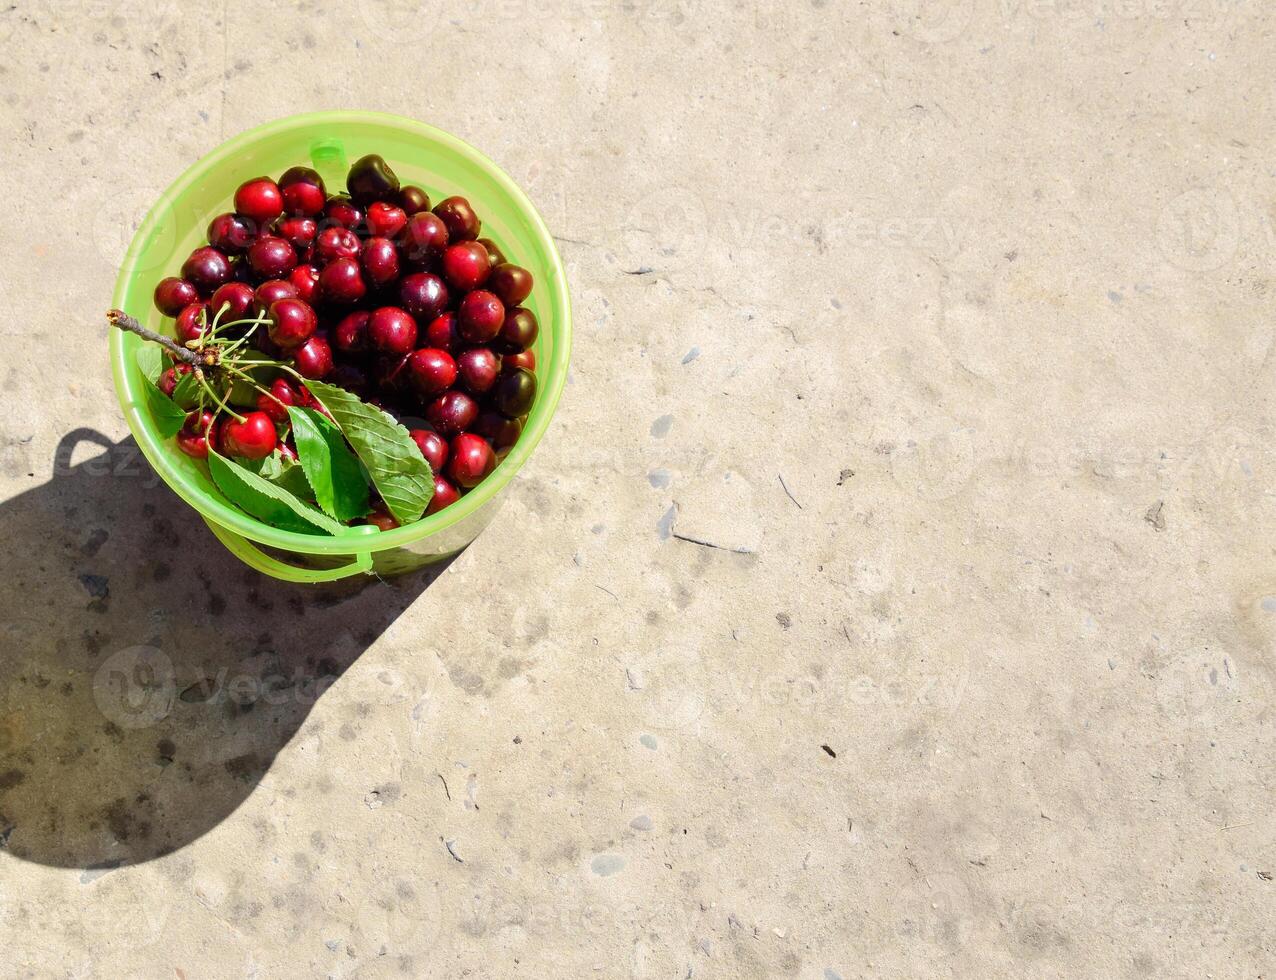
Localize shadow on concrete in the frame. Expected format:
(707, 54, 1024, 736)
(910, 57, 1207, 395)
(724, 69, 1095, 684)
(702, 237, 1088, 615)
(0, 429, 452, 869)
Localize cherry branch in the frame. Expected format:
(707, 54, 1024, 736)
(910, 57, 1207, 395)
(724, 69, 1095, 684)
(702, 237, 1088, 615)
(106, 309, 211, 367)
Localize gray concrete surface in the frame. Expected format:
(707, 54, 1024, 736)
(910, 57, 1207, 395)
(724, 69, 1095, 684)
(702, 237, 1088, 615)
(2, 0, 1274, 976)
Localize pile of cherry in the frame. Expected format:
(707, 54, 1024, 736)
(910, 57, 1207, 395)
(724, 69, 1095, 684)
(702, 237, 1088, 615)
(151, 154, 538, 524)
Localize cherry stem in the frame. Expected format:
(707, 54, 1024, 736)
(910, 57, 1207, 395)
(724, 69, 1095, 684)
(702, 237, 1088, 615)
(107, 309, 206, 367)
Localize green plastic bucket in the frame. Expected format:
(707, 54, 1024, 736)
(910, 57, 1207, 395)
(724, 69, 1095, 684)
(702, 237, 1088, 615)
(109, 111, 571, 582)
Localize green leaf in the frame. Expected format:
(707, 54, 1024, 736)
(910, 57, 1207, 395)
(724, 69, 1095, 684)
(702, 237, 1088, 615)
(287, 406, 371, 521)
(304, 379, 434, 524)
(208, 451, 343, 536)
(242, 450, 315, 501)
(170, 370, 202, 410)
(142, 377, 188, 439)
(136, 343, 163, 384)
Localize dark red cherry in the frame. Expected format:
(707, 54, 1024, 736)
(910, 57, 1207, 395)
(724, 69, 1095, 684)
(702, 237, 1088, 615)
(456, 289, 505, 343)
(234, 177, 284, 224)
(366, 307, 417, 355)
(472, 410, 522, 454)
(488, 263, 534, 306)
(361, 236, 400, 286)
(158, 362, 191, 396)
(409, 428, 449, 472)
(502, 348, 536, 373)
(288, 264, 320, 304)
(432, 196, 480, 241)
(456, 347, 500, 394)
(329, 362, 369, 395)
(367, 201, 408, 239)
(425, 389, 478, 436)
(447, 433, 496, 488)
(294, 335, 334, 379)
(267, 298, 318, 349)
(247, 235, 297, 279)
(278, 440, 299, 462)
(425, 312, 461, 352)
(477, 238, 506, 266)
(407, 348, 457, 397)
(182, 246, 232, 293)
(318, 257, 367, 305)
(257, 377, 304, 423)
(498, 306, 539, 352)
(154, 277, 198, 316)
(279, 166, 326, 217)
(372, 353, 413, 394)
(399, 272, 449, 322)
(207, 212, 257, 254)
(347, 153, 400, 206)
(397, 211, 448, 266)
(441, 241, 490, 291)
(175, 302, 208, 344)
(315, 226, 361, 263)
(492, 368, 537, 418)
(219, 411, 277, 460)
(276, 216, 317, 251)
(210, 281, 256, 321)
(364, 505, 400, 531)
(399, 185, 431, 215)
(254, 278, 298, 314)
(333, 310, 371, 354)
(427, 474, 460, 514)
(323, 195, 363, 230)
(176, 410, 217, 459)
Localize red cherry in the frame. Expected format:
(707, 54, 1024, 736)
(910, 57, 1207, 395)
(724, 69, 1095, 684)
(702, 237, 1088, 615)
(425, 312, 461, 352)
(502, 349, 536, 373)
(288, 264, 320, 304)
(367, 307, 417, 355)
(154, 277, 198, 317)
(247, 235, 297, 279)
(367, 201, 408, 238)
(318, 257, 367, 305)
(315, 226, 361, 263)
(207, 212, 257, 254)
(492, 368, 537, 418)
(220, 411, 278, 460)
(397, 211, 448, 266)
(361, 236, 400, 286)
(407, 348, 457, 397)
(257, 377, 304, 423)
(175, 302, 208, 343)
(158, 362, 192, 396)
(399, 185, 431, 215)
(409, 428, 449, 472)
(333, 310, 371, 353)
(425, 389, 478, 436)
(447, 433, 495, 488)
(323, 195, 363, 230)
(426, 474, 461, 514)
(278, 441, 299, 462)
(294, 335, 334, 379)
(276, 216, 317, 251)
(279, 166, 326, 217)
(254, 278, 299, 314)
(365, 505, 401, 531)
(498, 306, 539, 352)
(432, 196, 480, 241)
(267, 298, 318, 349)
(398, 272, 449, 322)
(182, 246, 232, 294)
(441, 241, 491, 291)
(456, 289, 505, 343)
(234, 177, 284, 225)
(176, 410, 217, 459)
(456, 347, 500, 394)
(210, 281, 256, 322)
(487, 263, 534, 306)
(472, 410, 522, 453)
(477, 238, 506, 266)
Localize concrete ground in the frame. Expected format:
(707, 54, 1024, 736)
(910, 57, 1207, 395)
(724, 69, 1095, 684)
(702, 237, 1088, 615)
(1, 0, 1273, 976)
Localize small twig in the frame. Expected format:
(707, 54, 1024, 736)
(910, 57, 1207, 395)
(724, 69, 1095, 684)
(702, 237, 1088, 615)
(437, 773, 451, 801)
(672, 533, 754, 555)
(107, 309, 203, 366)
(778, 474, 802, 509)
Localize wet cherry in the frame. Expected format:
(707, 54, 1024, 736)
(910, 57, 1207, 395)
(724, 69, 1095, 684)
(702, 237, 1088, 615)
(367, 306, 418, 355)
(407, 347, 457, 397)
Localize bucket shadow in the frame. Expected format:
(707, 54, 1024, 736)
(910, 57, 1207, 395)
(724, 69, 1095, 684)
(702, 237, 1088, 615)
(0, 429, 453, 869)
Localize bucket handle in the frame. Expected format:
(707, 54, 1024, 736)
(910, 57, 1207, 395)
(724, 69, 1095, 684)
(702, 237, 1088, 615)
(203, 519, 376, 583)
